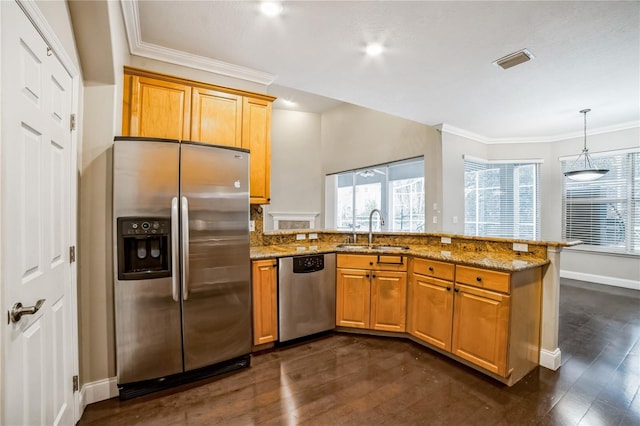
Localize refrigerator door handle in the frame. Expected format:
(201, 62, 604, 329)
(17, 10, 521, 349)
(171, 197, 180, 302)
(181, 195, 190, 300)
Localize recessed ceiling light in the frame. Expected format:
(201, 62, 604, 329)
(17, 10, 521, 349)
(260, 1, 283, 17)
(281, 99, 296, 107)
(365, 43, 384, 56)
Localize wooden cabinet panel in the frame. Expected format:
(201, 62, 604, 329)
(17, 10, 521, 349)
(122, 75, 191, 140)
(412, 258, 455, 281)
(337, 254, 407, 272)
(336, 268, 371, 328)
(451, 283, 510, 376)
(242, 97, 271, 204)
(371, 271, 407, 332)
(190, 87, 242, 147)
(408, 275, 453, 351)
(456, 265, 510, 293)
(252, 259, 278, 345)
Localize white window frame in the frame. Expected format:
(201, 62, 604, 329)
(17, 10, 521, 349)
(463, 155, 542, 240)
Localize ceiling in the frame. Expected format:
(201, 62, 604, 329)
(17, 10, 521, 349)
(122, 1, 640, 142)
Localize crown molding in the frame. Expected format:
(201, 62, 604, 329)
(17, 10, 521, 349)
(120, 0, 276, 86)
(436, 121, 640, 144)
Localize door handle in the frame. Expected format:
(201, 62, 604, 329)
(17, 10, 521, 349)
(181, 196, 190, 301)
(8, 299, 45, 324)
(171, 197, 180, 302)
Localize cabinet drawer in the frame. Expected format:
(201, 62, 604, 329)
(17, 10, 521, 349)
(337, 254, 407, 271)
(412, 258, 454, 281)
(455, 265, 510, 294)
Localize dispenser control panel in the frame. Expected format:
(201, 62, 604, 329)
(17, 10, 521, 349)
(120, 219, 169, 236)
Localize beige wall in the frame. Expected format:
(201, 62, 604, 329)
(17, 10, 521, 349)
(320, 103, 441, 232)
(263, 110, 323, 231)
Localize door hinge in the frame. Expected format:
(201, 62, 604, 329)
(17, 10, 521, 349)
(70, 114, 76, 131)
(69, 246, 76, 263)
(72, 375, 79, 392)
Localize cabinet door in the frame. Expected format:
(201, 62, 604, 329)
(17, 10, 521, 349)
(123, 75, 191, 140)
(408, 275, 453, 351)
(191, 87, 242, 147)
(336, 268, 371, 329)
(370, 270, 407, 332)
(451, 283, 510, 376)
(252, 259, 278, 345)
(242, 97, 272, 204)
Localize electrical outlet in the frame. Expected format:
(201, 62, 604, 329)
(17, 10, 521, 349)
(249, 220, 255, 232)
(441, 237, 451, 244)
(433, 216, 438, 224)
(452, 216, 458, 224)
(441, 250, 451, 257)
(309, 233, 318, 240)
(296, 234, 306, 241)
(513, 243, 529, 252)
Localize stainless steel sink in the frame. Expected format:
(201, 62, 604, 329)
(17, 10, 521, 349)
(336, 244, 409, 251)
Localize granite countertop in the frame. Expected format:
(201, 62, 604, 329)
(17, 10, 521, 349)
(250, 243, 549, 272)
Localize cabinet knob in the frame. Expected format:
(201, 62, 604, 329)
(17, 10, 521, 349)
(366, 274, 370, 278)
(372, 274, 376, 278)
(476, 277, 482, 282)
(369, 262, 373, 266)
(454, 288, 459, 293)
(428, 266, 434, 272)
(446, 286, 451, 291)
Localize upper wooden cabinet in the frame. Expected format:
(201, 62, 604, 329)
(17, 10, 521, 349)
(122, 75, 191, 140)
(242, 97, 272, 204)
(121, 67, 275, 204)
(191, 87, 242, 147)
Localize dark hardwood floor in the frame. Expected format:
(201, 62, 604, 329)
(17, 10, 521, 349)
(79, 279, 640, 425)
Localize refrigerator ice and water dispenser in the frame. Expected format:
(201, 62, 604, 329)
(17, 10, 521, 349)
(117, 217, 171, 280)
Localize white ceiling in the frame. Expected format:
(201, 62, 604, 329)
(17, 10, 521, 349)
(122, 1, 640, 142)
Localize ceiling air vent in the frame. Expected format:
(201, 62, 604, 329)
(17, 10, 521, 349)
(493, 49, 534, 70)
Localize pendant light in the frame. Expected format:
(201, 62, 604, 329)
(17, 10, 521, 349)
(564, 109, 609, 181)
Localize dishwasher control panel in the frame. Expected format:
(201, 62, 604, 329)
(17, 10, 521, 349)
(292, 254, 325, 273)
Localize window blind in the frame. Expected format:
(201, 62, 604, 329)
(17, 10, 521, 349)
(464, 158, 540, 239)
(562, 151, 639, 254)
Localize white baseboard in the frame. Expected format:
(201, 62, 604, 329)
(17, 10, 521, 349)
(79, 377, 118, 417)
(539, 348, 562, 371)
(560, 270, 640, 291)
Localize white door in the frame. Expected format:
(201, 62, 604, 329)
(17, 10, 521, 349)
(1, 1, 75, 425)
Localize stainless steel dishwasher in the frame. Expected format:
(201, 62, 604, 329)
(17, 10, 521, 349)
(278, 253, 336, 342)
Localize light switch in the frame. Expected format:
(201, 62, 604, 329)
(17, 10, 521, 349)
(309, 233, 318, 240)
(513, 243, 529, 252)
(296, 234, 306, 240)
(441, 237, 451, 244)
(249, 220, 255, 232)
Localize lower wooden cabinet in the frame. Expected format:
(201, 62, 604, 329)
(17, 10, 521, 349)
(251, 259, 278, 345)
(408, 258, 542, 385)
(336, 254, 407, 332)
(451, 283, 510, 376)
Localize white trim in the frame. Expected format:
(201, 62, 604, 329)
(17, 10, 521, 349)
(560, 270, 640, 291)
(120, 0, 276, 85)
(79, 377, 119, 416)
(462, 154, 544, 164)
(437, 121, 640, 144)
(539, 348, 562, 371)
(558, 146, 640, 162)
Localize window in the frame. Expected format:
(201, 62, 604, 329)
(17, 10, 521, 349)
(464, 157, 541, 239)
(562, 150, 640, 255)
(326, 157, 425, 232)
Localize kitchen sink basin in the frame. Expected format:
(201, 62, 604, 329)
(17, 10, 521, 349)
(336, 244, 410, 251)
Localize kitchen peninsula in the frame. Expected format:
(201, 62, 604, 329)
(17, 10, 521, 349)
(250, 228, 579, 386)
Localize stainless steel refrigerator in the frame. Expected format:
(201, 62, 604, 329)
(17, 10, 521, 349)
(112, 137, 251, 399)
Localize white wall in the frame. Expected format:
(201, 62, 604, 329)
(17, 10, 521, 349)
(263, 110, 322, 230)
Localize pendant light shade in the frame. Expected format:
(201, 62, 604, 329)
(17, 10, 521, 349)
(564, 109, 609, 181)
